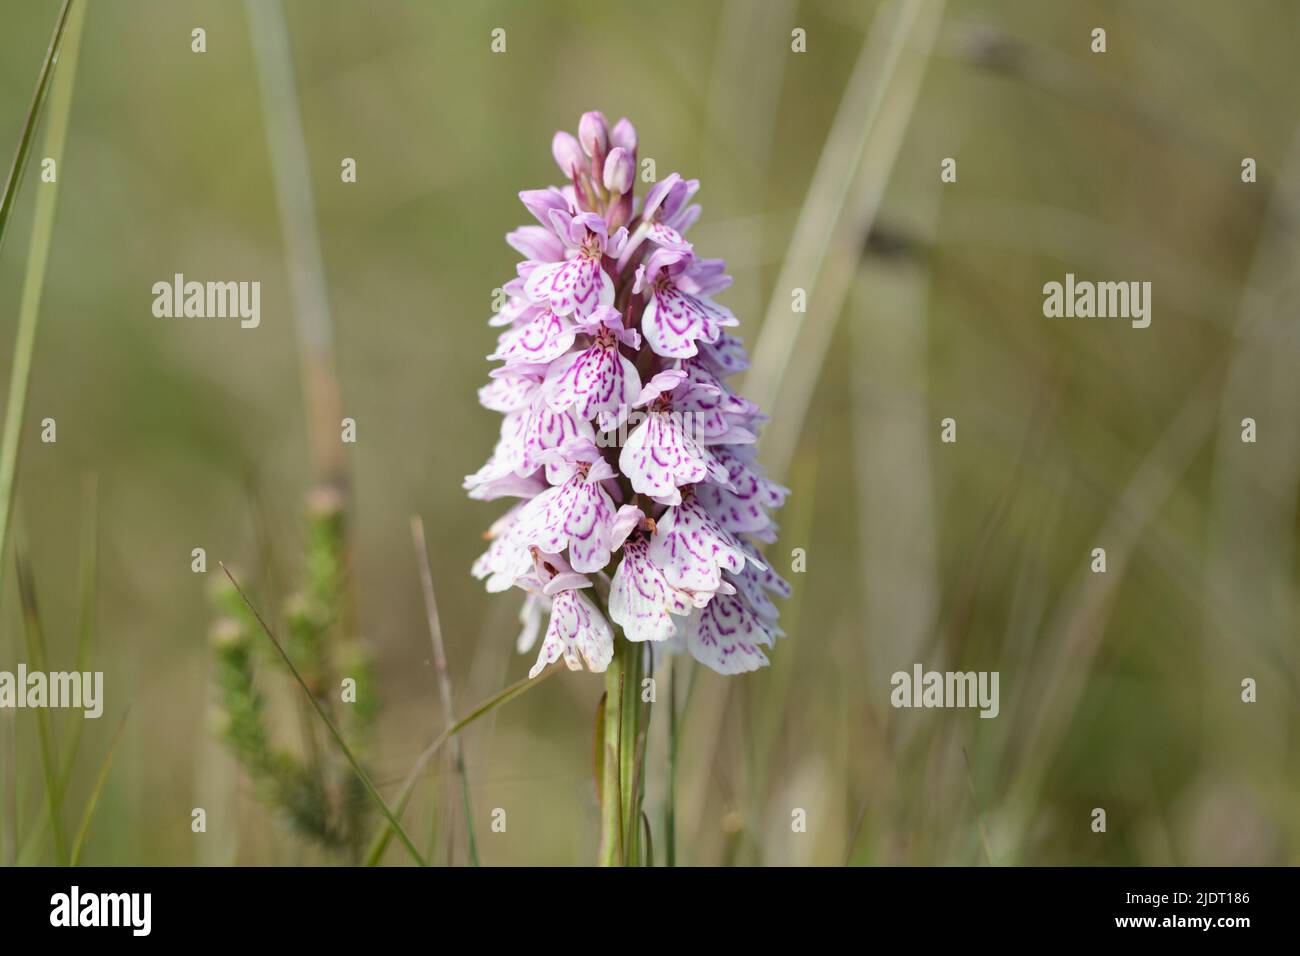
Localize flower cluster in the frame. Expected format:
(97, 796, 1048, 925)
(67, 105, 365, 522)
(467, 112, 789, 678)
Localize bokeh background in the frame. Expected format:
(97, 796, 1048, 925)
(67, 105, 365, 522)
(0, 0, 1297, 865)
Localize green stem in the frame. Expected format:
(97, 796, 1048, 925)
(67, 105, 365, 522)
(621, 642, 646, 862)
(597, 639, 625, 866)
(666, 656, 678, 867)
(598, 636, 652, 866)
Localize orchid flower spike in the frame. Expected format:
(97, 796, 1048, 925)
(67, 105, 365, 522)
(467, 113, 790, 677)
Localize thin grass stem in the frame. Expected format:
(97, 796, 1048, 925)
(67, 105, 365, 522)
(363, 665, 557, 866)
(0, 0, 74, 253)
(410, 515, 479, 866)
(961, 747, 994, 866)
(14, 527, 65, 863)
(2, 711, 15, 865)
(68, 709, 128, 866)
(53, 471, 99, 805)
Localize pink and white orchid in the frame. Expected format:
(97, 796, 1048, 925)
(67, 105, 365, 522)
(467, 113, 789, 677)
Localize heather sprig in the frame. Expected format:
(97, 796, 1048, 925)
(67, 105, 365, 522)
(207, 487, 375, 858)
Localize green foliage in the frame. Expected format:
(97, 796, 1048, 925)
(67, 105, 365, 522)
(207, 488, 375, 859)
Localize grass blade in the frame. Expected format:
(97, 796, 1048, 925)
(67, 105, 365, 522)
(245, 0, 345, 487)
(53, 473, 99, 800)
(640, 811, 654, 868)
(593, 690, 606, 813)
(75, 472, 98, 670)
(14, 527, 66, 863)
(0, 0, 83, 611)
(2, 710, 16, 865)
(745, 0, 946, 480)
(1, 18, 86, 867)
(961, 747, 993, 866)
(68, 709, 128, 866)
(0, 0, 74, 253)
(16, 473, 98, 863)
(364, 664, 558, 866)
(220, 563, 428, 867)
(411, 516, 478, 865)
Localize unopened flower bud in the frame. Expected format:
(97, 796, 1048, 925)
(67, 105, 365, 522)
(578, 111, 609, 159)
(603, 147, 634, 195)
(610, 117, 637, 153)
(552, 131, 583, 178)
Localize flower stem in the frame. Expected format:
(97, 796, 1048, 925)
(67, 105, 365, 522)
(666, 656, 678, 867)
(597, 639, 626, 865)
(598, 634, 650, 865)
(620, 639, 644, 863)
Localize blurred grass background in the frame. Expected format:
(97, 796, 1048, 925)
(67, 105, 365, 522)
(0, 0, 1297, 865)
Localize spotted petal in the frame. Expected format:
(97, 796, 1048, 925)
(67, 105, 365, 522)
(725, 551, 789, 622)
(619, 410, 729, 506)
(648, 496, 758, 595)
(641, 285, 737, 359)
(471, 507, 534, 593)
(703, 446, 787, 508)
(490, 309, 576, 365)
(686, 590, 775, 675)
(543, 335, 641, 423)
(464, 411, 540, 500)
(608, 537, 694, 643)
(529, 588, 614, 677)
(647, 220, 690, 250)
(478, 373, 540, 414)
(518, 470, 619, 574)
(516, 593, 550, 653)
(694, 446, 788, 534)
(520, 398, 596, 480)
(668, 366, 758, 442)
(681, 361, 759, 417)
(697, 332, 751, 376)
(524, 254, 614, 319)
